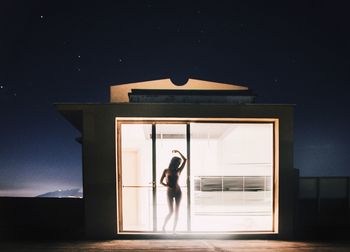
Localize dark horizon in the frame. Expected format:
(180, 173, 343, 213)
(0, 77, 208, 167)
(1, 0, 350, 197)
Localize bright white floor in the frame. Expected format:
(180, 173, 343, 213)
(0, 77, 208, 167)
(125, 190, 273, 232)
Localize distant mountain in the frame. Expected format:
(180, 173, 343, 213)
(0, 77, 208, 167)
(36, 188, 83, 198)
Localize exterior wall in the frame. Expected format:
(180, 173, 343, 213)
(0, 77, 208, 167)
(82, 108, 117, 238)
(75, 103, 295, 239)
(296, 176, 350, 240)
(0, 197, 84, 239)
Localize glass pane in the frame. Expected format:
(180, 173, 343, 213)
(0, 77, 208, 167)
(190, 123, 274, 232)
(121, 124, 153, 231)
(156, 124, 187, 232)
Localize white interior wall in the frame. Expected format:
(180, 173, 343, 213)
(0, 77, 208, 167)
(191, 123, 273, 177)
(121, 124, 152, 230)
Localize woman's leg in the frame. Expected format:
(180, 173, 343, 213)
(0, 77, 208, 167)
(162, 189, 174, 231)
(173, 189, 182, 232)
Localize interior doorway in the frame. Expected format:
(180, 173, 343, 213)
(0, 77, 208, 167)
(116, 118, 278, 234)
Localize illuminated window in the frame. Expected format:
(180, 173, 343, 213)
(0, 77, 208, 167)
(117, 119, 278, 233)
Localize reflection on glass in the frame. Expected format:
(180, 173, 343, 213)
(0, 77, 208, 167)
(190, 123, 274, 232)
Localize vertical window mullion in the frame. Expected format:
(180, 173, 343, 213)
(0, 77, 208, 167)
(152, 123, 157, 231)
(187, 123, 191, 232)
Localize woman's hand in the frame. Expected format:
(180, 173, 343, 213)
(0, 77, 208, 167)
(172, 150, 185, 159)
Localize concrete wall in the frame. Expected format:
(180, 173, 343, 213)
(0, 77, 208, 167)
(82, 108, 117, 238)
(296, 177, 350, 240)
(59, 103, 295, 239)
(0, 197, 84, 239)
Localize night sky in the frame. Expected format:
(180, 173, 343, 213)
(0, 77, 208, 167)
(1, 1, 350, 197)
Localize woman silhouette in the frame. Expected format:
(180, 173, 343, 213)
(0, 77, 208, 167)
(160, 149, 187, 232)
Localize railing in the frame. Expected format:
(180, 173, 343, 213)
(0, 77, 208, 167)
(297, 176, 350, 237)
(299, 177, 350, 200)
(194, 176, 272, 192)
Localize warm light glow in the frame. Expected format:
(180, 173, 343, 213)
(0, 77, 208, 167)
(110, 78, 248, 103)
(190, 123, 273, 232)
(117, 118, 278, 234)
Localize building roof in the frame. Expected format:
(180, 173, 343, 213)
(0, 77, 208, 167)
(110, 78, 248, 103)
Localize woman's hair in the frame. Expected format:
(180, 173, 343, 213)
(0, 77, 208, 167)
(168, 156, 181, 171)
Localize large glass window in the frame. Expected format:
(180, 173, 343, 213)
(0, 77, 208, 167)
(190, 123, 274, 231)
(117, 120, 276, 233)
(120, 124, 152, 231)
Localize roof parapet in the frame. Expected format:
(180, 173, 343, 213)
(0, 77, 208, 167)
(110, 78, 249, 103)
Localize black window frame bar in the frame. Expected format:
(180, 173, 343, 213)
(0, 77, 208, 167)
(186, 123, 191, 231)
(152, 123, 157, 231)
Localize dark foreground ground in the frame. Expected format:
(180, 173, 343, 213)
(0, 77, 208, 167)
(1, 240, 350, 252)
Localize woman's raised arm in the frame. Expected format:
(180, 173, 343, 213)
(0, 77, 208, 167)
(172, 150, 187, 174)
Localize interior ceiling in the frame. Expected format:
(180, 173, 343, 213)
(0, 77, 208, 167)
(122, 123, 273, 149)
(143, 124, 233, 140)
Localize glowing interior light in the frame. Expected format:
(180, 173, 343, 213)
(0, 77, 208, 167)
(118, 120, 275, 233)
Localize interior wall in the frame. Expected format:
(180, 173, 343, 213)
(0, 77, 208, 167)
(122, 151, 139, 227)
(121, 124, 152, 231)
(191, 123, 273, 177)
